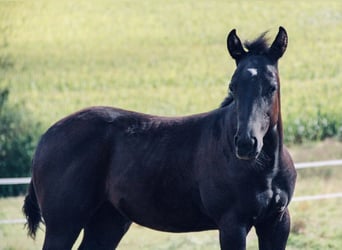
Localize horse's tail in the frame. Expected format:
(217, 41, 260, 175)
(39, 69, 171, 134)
(22, 180, 42, 239)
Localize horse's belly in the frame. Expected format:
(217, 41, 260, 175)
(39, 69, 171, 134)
(109, 189, 217, 232)
(124, 203, 216, 232)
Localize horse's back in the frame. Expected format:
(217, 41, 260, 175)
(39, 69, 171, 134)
(33, 106, 124, 170)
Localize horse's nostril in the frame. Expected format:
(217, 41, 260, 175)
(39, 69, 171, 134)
(234, 135, 238, 146)
(235, 135, 255, 149)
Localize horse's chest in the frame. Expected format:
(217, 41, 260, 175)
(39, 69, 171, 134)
(254, 188, 273, 211)
(238, 178, 275, 217)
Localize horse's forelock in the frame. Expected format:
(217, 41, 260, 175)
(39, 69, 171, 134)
(244, 32, 270, 55)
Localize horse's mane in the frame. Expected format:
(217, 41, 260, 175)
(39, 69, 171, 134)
(220, 93, 234, 108)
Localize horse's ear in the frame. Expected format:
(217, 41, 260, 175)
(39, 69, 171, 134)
(227, 29, 246, 63)
(269, 26, 288, 61)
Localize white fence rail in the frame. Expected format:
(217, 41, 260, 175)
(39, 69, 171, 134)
(292, 192, 342, 202)
(1, 159, 342, 186)
(294, 159, 342, 169)
(1, 159, 342, 225)
(0, 219, 26, 225)
(0, 177, 31, 185)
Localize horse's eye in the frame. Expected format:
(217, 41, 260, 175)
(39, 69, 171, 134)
(267, 85, 277, 94)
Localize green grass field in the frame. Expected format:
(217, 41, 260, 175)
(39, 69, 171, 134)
(1, 140, 342, 250)
(1, 0, 342, 249)
(0, 1, 341, 142)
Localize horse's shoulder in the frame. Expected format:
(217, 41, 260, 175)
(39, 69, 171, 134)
(279, 146, 296, 173)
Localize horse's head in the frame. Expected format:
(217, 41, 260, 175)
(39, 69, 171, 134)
(227, 27, 287, 160)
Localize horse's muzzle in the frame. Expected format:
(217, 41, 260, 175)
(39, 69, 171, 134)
(234, 135, 259, 160)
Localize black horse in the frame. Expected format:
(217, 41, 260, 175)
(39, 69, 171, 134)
(23, 27, 296, 250)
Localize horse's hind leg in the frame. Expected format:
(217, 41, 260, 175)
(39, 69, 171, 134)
(42, 222, 82, 250)
(40, 191, 100, 250)
(78, 202, 131, 250)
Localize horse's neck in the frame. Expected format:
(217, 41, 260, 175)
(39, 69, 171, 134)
(264, 99, 283, 170)
(276, 89, 284, 151)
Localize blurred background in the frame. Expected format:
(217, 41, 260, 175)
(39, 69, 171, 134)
(0, 1, 341, 249)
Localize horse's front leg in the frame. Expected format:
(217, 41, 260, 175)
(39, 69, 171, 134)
(218, 213, 249, 250)
(255, 208, 291, 250)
